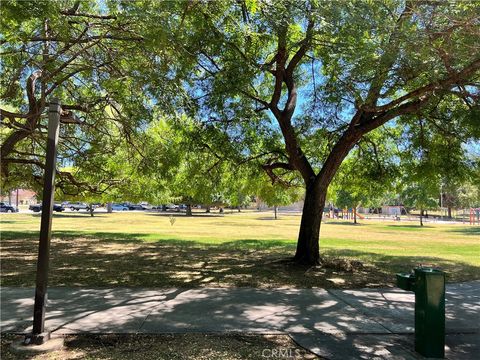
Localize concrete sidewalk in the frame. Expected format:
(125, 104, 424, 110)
(1, 282, 479, 359)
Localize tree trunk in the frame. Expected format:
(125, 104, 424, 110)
(294, 185, 326, 265)
(206, 206, 210, 213)
(107, 202, 113, 213)
(237, 206, 241, 212)
(186, 204, 192, 216)
(447, 207, 452, 219)
(353, 206, 357, 224)
(274, 205, 278, 220)
(420, 209, 423, 226)
(89, 204, 94, 217)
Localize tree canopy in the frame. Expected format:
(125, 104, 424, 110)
(1, 0, 479, 264)
(1, 0, 176, 195)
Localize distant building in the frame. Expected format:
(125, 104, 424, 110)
(357, 206, 370, 214)
(278, 201, 304, 211)
(382, 205, 405, 215)
(0, 189, 37, 205)
(254, 198, 304, 211)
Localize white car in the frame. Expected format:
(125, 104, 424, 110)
(69, 202, 89, 211)
(112, 204, 129, 211)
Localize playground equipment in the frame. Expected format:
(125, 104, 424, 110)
(340, 208, 365, 221)
(323, 206, 366, 221)
(353, 208, 365, 220)
(470, 208, 480, 225)
(342, 208, 354, 220)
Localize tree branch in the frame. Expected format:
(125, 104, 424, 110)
(28, 35, 143, 44)
(26, 70, 42, 111)
(45, 61, 113, 96)
(60, 11, 117, 20)
(285, 18, 314, 77)
(262, 162, 295, 186)
(364, 1, 414, 107)
(363, 57, 480, 114)
(240, 90, 270, 109)
(270, 27, 287, 110)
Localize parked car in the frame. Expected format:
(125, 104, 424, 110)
(29, 203, 41, 212)
(151, 205, 166, 211)
(54, 204, 65, 212)
(29, 203, 65, 212)
(128, 204, 145, 210)
(69, 202, 89, 211)
(139, 202, 152, 209)
(0, 202, 18, 213)
(112, 203, 129, 211)
(165, 204, 179, 211)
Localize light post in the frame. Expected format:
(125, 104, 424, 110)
(24, 98, 81, 345)
(440, 183, 443, 221)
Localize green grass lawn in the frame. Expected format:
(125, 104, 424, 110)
(1, 210, 479, 288)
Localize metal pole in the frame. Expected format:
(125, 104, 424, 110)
(28, 99, 61, 344)
(440, 185, 443, 221)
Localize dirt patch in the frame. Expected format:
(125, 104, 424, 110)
(1, 333, 321, 360)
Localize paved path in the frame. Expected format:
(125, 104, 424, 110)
(1, 282, 479, 359)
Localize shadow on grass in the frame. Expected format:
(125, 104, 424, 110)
(325, 248, 480, 285)
(322, 221, 362, 226)
(378, 224, 433, 230)
(0, 230, 295, 248)
(0, 230, 148, 243)
(221, 239, 296, 249)
(448, 227, 480, 236)
(29, 213, 109, 218)
(145, 212, 225, 218)
(1, 230, 479, 289)
(257, 216, 280, 221)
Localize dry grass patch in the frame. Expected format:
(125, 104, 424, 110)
(1, 333, 320, 360)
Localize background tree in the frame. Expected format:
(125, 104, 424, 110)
(330, 129, 399, 223)
(256, 173, 303, 219)
(398, 93, 480, 221)
(401, 182, 439, 226)
(127, 115, 261, 216)
(126, 0, 480, 264)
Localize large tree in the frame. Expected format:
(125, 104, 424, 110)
(3, 1, 479, 265)
(128, 0, 479, 264)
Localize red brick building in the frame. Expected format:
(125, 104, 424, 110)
(1, 189, 37, 206)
